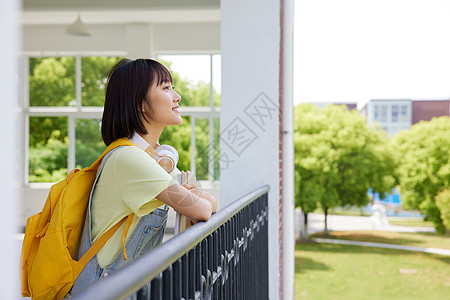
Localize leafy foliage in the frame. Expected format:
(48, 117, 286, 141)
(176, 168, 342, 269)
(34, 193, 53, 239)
(393, 117, 450, 233)
(28, 131, 68, 182)
(294, 104, 397, 234)
(435, 189, 450, 231)
(29, 57, 75, 107)
(81, 57, 126, 106)
(75, 119, 106, 168)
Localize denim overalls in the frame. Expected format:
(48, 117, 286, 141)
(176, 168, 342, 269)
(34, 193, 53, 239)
(69, 147, 169, 297)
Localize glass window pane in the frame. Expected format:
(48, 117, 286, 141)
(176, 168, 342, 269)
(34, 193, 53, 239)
(29, 57, 75, 106)
(195, 118, 210, 180)
(392, 105, 398, 122)
(81, 56, 125, 106)
(29, 116, 68, 182)
(400, 105, 408, 122)
(212, 55, 221, 107)
(158, 55, 211, 107)
(159, 116, 191, 173)
(374, 105, 379, 120)
(75, 119, 106, 169)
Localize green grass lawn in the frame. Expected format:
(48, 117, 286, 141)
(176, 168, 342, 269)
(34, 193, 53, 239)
(295, 242, 450, 300)
(310, 230, 450, 250)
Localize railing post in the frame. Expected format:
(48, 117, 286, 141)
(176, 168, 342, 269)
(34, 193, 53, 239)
(172, 259, 182, 300)
(150, 273, 162, 300)
(162, 265, 173, 299)
(188, 248, 196, 299)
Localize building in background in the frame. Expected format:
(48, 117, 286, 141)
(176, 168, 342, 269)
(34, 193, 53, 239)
(360, 99, 450, 135)
(360, 99, 412, 136)
(412, 100, 450, 124)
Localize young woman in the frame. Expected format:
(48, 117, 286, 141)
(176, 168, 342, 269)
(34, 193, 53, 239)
(70, 58, 217, 295)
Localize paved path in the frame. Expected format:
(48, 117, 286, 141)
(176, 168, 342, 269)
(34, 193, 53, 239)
(296, 210, 436, 236)
(311, 237, 450, 256)
(294, 209, 450, 256)
(294, 209, 435, 237)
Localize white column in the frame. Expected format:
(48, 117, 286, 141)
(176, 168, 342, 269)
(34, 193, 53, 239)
(282, 0, 295, 299)
(220, 1, 283, 299)
(0, 0, 20, 299)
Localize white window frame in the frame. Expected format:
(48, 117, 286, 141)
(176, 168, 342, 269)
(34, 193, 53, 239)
(22, 51, 126, 185)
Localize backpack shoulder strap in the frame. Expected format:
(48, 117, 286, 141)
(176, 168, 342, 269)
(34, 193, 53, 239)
(89, 138, 135, 170)
(77, 143, 134, 267)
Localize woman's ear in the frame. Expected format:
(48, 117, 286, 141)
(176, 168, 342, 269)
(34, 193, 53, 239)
(141, 99, 153, 124)
(142, 101, 149, 114)
(142, 95, 151, 114)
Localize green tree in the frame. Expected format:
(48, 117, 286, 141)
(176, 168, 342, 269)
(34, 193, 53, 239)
(75, 119, 106, 168)
(28, 130, 68, 182)
(435, 189, 450, 231)
(393, 117, 450, 233)
(29, 57, 75, 107)
(29, 57, 74, 147)
(81, 56, 126, 106)
(294, 104, 397, 237)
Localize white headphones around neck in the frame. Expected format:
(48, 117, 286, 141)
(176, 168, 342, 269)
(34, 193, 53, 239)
(154, 145, 179, 173)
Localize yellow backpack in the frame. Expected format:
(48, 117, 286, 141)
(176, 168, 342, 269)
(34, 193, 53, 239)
(20, 138, 135, 300)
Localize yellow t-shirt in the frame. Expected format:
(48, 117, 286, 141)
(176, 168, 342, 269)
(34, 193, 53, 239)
(91, 146, 178, 267)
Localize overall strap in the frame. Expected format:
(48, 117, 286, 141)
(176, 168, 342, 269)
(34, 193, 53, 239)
(78, 216, 128, 266)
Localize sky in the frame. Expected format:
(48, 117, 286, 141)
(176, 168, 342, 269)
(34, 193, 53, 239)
(161, 0, 450, 109)
(294, 0, 450, 108)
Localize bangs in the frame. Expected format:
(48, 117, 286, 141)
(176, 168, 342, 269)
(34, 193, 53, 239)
(152, 62, 173, 86)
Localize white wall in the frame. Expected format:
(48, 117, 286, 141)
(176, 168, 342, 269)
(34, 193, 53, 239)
(23, 22, 220, 55)
(23, 24, 127, 52)
(1, 0, 20, 298)
(153, 23, 220, 53)
(220, 1, 281, 299)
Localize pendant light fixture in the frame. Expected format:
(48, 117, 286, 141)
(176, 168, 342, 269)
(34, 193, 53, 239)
(66, 14, 92, 36)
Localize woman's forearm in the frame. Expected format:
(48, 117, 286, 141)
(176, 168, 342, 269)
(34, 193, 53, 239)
(156, 184, 213, 221)
(183, 184, 217, 213)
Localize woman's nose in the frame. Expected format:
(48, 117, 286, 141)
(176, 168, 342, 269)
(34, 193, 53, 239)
(173, 91, 181, 102)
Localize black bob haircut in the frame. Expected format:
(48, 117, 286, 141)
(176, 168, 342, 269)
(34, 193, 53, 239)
(101, 58, 173, 146)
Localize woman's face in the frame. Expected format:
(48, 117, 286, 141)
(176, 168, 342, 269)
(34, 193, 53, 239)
(144, 81, 182, 127)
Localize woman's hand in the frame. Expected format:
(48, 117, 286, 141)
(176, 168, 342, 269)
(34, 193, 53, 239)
(182, 184, 218, 213)
(156, 184, 215, 221)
